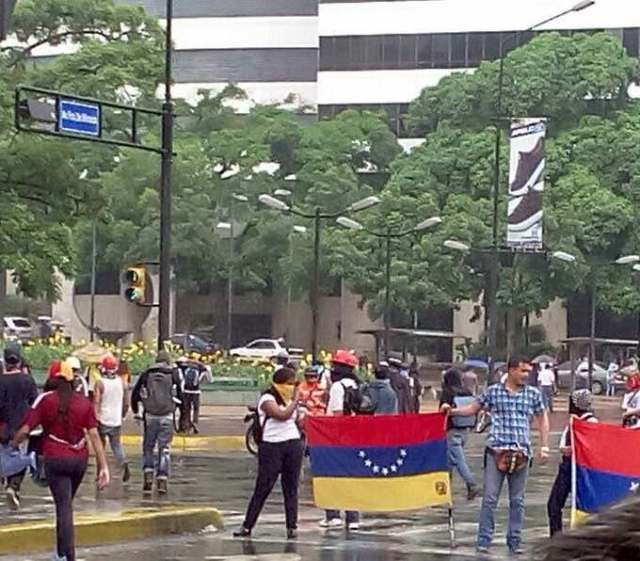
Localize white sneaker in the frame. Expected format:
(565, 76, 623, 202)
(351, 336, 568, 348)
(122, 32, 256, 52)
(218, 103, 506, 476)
(319, 517, 342, 528)
(347, 522, 360, 531)
(6, 488, 19, 510)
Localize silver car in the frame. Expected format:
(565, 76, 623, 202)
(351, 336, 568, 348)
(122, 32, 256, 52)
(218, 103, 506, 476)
(556, 361, 625, 395)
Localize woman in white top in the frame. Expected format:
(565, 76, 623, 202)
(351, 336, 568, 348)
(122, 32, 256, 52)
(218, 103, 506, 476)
(234, 367, 302, 540)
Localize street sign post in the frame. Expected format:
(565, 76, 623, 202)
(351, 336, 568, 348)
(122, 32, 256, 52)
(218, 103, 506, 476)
(58, 99, 101, 137)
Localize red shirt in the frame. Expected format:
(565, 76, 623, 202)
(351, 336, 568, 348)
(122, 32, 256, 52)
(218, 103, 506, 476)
(24, 391, 97, 459)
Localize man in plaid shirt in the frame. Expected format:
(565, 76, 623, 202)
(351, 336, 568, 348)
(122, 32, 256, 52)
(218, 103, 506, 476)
(444, 357, 550, 555)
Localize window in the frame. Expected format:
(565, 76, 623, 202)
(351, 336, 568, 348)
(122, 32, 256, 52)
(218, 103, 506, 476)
(417, 34, 433, 68)
(624, 28, 640, 57)
(383, 35, 400, 68)
(450, 33, 467, 67)
(333, 36, 350, 70)
(319, 37, 335, 71)
(485, 32, 501, 60)
(350, 35, 366, 68)
(366, 36, 385, 69)
(467, 33, 484, 66)
(432, 34, 450, 67)
(399, 35, 417, 69)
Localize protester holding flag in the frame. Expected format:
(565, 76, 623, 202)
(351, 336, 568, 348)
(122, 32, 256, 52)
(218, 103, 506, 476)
(234, 367, 303, 540)
(444, 357, 549, 555)
(546, 389, 597, 537)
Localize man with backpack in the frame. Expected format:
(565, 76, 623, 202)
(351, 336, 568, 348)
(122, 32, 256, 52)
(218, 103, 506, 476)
(176, 357, 212, 434)
(131, 351, 183, 494)
(320, 350, 362, 530)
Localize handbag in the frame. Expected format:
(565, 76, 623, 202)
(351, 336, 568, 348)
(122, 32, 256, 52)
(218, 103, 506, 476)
(490, 448, 528, 474)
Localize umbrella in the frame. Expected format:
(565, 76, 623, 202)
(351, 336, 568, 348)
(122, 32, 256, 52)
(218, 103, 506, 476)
(463, 359, 489, 370)
(532, 354, 555, 365)
(73, 342, 108, 363)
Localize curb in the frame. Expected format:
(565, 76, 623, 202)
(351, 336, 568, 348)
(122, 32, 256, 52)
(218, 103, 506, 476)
(0, 505, 224, 556)
(121, 434, 246, 452)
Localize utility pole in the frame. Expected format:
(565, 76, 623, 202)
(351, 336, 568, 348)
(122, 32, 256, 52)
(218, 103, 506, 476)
(158, 0, 174, 350)
(311, 207, 321, 360)
(89, 220, 97, 342)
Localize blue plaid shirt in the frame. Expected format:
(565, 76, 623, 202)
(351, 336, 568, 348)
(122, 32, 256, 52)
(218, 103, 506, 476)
(478, 383, 545, 456)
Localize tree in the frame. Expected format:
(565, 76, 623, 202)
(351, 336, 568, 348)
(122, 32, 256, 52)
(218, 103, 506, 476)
(0, 0, 163, 300)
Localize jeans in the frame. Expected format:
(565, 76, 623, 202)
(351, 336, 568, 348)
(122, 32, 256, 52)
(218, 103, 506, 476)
(180, 393, 200, 432)
(607, 383, 616, 397)
(99, 424, 127, 466)
(45, 456, 88, 561)
(326, 510, 360, 524)
(143, 415, 173, 478)
(447, 429, 476, 487)
(547, 458, 571, 536)
(541, 386, 554, 412)
(477, 449, 530, 549)
(243, 439, 303, 530)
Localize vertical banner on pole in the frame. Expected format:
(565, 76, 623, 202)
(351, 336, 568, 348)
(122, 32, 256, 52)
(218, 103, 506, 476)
(507, 118, 546, 249)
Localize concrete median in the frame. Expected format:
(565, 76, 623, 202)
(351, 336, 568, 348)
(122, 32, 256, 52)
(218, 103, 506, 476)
(0, 505, 224, 556)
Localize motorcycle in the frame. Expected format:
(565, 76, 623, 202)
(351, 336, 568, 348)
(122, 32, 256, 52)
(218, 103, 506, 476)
(243, 406, 259, 456)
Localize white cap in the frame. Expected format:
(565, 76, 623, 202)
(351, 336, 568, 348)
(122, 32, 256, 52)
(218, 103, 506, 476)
(66, 356, 81, 370)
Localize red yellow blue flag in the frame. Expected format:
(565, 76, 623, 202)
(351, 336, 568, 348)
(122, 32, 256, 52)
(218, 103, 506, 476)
(306, 413, 451, 512)
(572, 419, 640, 524)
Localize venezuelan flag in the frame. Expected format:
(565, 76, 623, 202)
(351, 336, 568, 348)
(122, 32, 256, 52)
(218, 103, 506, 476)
(572, 419, 640, 522)
(306, 412, 451, 512)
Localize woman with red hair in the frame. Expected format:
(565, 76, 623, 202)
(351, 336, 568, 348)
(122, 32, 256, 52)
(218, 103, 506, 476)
(622, 372, 640, 428)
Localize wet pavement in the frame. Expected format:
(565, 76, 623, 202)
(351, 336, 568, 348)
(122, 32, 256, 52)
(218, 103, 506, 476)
(2, 428, 562, 561)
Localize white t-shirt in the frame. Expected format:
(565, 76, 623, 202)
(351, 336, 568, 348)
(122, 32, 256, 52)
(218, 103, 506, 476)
(559, 413, 598, 448)
(258, 394, 300, 443)
(538, 368, 556, 387)
(327, 378, 357, 415)
(98, 376, 125, 427)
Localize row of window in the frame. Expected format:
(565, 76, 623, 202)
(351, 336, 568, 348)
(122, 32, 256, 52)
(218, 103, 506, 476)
(319, 103, 410, 136)
(320, 28, 640, 71)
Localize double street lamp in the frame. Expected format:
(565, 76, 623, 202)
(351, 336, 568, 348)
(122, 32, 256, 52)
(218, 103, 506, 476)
(337, 216, 442, 359)
(487, 0, 596, 373)
(259, 194, 381, 359)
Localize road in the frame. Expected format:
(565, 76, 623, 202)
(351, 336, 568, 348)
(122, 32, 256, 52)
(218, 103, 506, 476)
(4, 427, 564, 561)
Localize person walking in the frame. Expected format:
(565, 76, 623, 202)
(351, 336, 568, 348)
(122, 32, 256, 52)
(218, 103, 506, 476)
(0, 346, 38, 509)
(176, 357, 212, 434)
(368, 364, 398, 415)
(10, 362, 110, 561)
(387, 358, 413, 414)
(444, 357, 549, 555)
(606, 360, 619, 397)
(298, 365, 327, 417)
(234, 367, 303, 539)
(320, 350, 361, 530)
(131, 350, 182, 494)
(439, 368, 479, 500)
(547, 389, 597, 537)
(94, 355, 130, 482)
(538, 362, 556, 413)
(621, 372, 640, 428)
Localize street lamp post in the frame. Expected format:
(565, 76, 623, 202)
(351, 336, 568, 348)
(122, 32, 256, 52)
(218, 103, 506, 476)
(286, 225, 307, 340)
(259, 194, 380, 360)
(338, 216, 442, 359)
(488, 0, 596, 374)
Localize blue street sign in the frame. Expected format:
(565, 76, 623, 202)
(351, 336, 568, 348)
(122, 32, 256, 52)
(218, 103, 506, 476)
(58, 99, 101, 137)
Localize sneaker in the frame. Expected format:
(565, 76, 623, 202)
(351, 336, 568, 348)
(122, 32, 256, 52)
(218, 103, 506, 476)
(192, 423, 200, 435)
(122, 463, 131, 483)
(319, 517, 342, 528)
(143, 471, 153, 493)
(286, 528, 298, 540)
(467, 484, 480, 501)
(232, 527, 251, 538)
(6, 488, 20, 510)
(51, 554, 68, 561)
(476, 545, 490, 554)
(156, 477, 168, 495)
(347, 522, 360, 531)
(509, 545, 525, 555)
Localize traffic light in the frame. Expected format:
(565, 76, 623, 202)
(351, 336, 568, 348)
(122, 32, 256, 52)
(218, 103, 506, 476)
(123, 266, 146, 304)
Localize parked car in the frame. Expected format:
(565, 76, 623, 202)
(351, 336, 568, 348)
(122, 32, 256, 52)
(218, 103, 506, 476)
(3, 316, 34, 341)
(556, 361, 626, 395)
(171, 333, 221, 356)
(230, 339, 303, 362)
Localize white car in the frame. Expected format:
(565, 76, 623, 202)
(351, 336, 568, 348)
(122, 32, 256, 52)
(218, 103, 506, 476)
(3, 316, 34, 341)
(230, 339, 302, 362)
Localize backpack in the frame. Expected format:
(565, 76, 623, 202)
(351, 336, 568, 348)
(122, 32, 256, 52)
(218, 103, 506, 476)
(342, 381, 375, 415)
(450, 395, 477, 429)
(143, 368, 176, 416)
(183, 366, 201, 392)
(251, 387, 286, 445)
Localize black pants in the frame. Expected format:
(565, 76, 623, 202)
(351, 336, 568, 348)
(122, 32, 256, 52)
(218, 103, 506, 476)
(547, 458, 571, 536)
(243, 439, 303, 530)
(180, 393, 200, 432)
(45, 456, 88, 561)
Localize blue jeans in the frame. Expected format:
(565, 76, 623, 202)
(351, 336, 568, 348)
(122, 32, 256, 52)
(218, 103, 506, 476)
(447, 429, 476, 487)
(326, 509, 359, 524)
(143, 415, 173, 478)
(478, 449, 529, 549)
(99, 424, 127, 466)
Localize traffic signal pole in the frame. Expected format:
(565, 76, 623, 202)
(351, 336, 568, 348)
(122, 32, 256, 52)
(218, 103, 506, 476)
(158, 0, 174, 350)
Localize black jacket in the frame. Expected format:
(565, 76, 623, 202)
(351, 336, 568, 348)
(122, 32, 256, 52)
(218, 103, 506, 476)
(0, 371, 38, 440)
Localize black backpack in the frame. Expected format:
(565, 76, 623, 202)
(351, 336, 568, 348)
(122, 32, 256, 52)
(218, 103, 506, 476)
(343, 381, 375, 415)
(251, 387, 286, 445)
(182, 366, 201, 392)
(143, 368, 176, 416)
